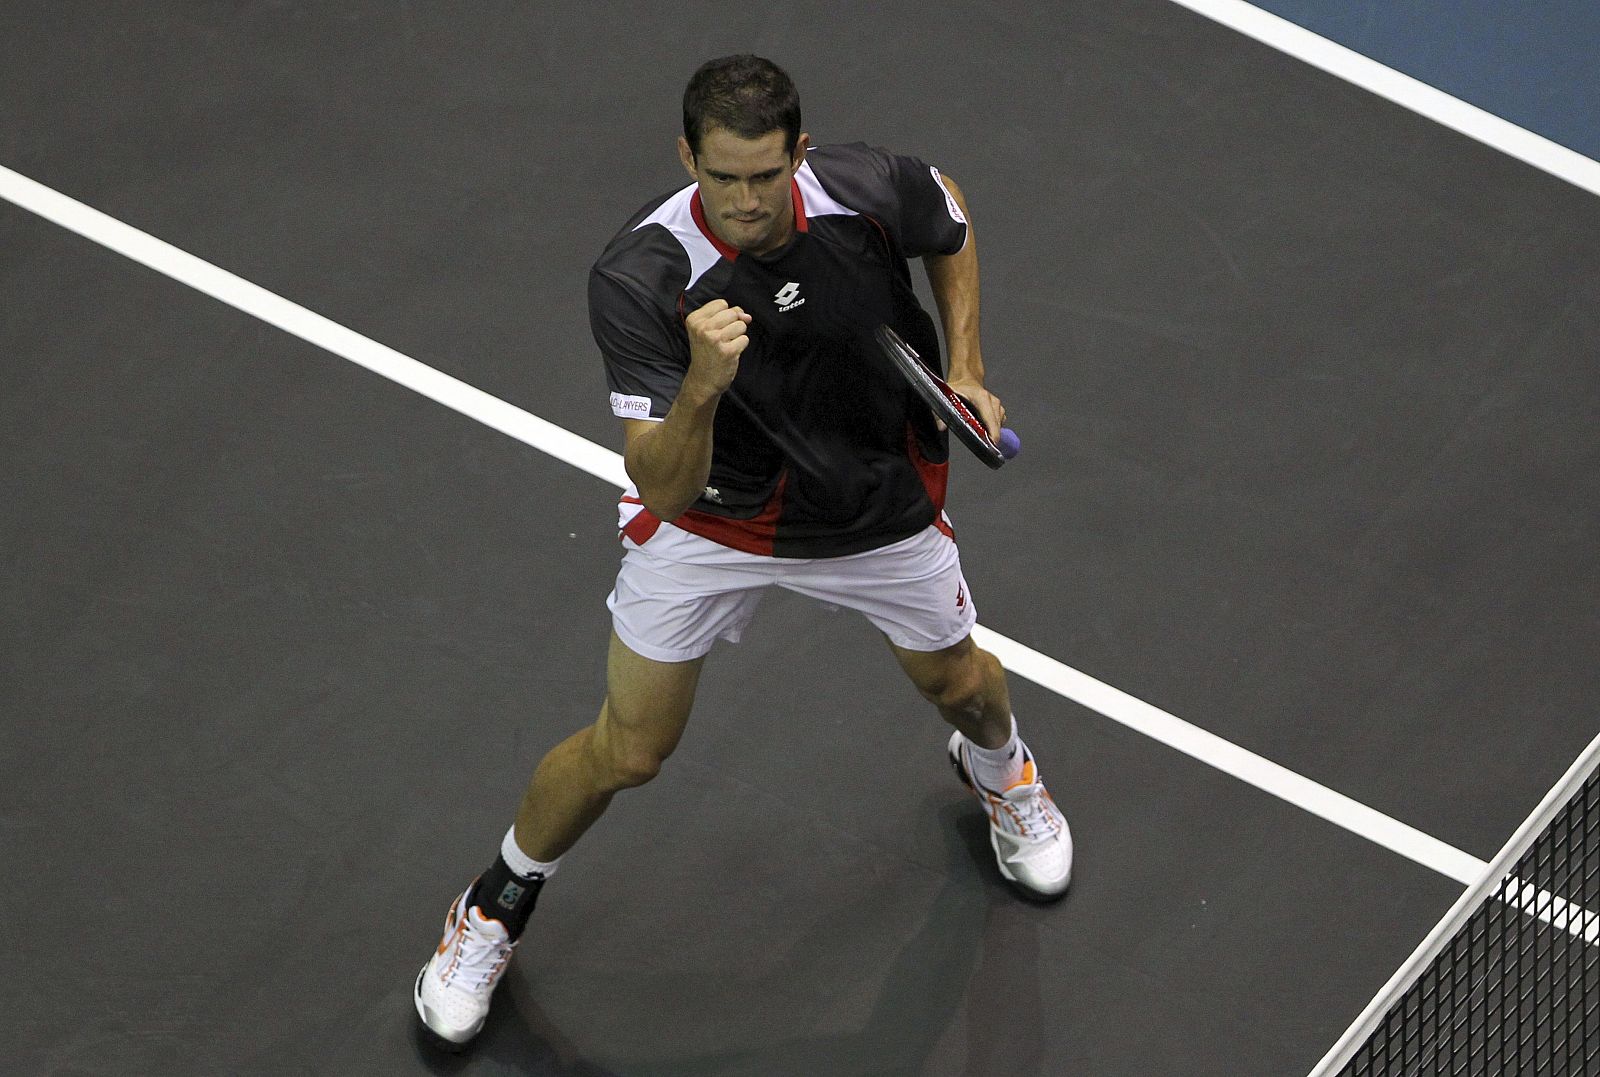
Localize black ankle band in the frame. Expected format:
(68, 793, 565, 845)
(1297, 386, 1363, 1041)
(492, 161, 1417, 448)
(471, 853, 547, 939)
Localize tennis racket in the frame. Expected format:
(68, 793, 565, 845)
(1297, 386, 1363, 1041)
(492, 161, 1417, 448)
(874, 324, 1020, 470)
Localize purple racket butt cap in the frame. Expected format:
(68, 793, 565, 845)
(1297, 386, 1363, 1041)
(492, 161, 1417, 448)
(998, 427, 1021, 460)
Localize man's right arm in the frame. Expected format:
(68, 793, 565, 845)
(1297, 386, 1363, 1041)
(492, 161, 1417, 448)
(623, 299, 751, 520)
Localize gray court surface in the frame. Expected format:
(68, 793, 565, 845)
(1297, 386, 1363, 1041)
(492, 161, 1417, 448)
(4, 3, 1597, 1074)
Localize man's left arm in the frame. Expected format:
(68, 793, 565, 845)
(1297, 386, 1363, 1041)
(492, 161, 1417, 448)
(924, 175, 1005, 439)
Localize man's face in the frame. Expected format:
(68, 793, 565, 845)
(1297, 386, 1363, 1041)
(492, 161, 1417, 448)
(679, 127, 809, 256)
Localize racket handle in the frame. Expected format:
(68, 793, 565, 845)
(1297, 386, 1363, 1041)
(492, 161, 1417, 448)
(998, 427, 1021, 460)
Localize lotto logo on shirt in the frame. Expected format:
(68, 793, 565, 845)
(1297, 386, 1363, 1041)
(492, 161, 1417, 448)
(610, 392, 653, 419)
(774, 281, 805, 312)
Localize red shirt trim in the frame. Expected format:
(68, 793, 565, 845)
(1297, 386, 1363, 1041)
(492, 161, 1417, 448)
(618, 474, 789, 557)
(690, 190, 740, 262)
(689, 179, 809, 260)
(619, 496, 662, 546)
(906, 422, 949, 517)
(791, 177, 808, 233)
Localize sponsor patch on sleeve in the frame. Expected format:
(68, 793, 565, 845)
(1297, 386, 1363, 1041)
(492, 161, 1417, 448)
(609, 392, 653, 419)
(930, 166, 966, 224)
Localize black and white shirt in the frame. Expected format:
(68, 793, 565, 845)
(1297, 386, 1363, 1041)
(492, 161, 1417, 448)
(591, 142, 969, 558)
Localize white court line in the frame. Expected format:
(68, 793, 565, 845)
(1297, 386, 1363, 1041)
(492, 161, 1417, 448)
(1167, 0, 1600, 199)
(0, 166, 627, 491)
(1308, 733, 1600, 1076)
(1501, 877, 1600, 946)
(0, 162, 1483, 884)
(976, 629, 1482, 883)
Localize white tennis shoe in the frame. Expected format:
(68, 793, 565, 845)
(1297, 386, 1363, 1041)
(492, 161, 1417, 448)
(414, 886, 517, 1050)
(948, 730, 1073, 900)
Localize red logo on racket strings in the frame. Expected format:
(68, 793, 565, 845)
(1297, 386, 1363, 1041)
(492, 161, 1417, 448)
(956, 583, 966, 610)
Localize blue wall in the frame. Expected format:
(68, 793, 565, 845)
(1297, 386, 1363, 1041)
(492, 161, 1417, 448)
(1249, 1, 1600, 162)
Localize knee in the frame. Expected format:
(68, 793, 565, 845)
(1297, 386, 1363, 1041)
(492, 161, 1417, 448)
(589, 709, 676, 791)
(920, 648, 996, 713)
(603, 743, 668, 790)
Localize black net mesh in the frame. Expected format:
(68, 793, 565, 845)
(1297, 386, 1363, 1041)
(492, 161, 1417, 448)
(1337, 766, 1600, 1076)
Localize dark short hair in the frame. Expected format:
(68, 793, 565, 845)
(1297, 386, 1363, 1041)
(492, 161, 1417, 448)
(682, 54, 801, 157)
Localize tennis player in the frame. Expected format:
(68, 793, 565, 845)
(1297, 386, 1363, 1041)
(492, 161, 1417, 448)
(416, 53, 1072, 1049)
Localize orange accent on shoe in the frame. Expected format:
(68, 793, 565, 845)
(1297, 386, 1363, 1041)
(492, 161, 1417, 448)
(436, 896, 464, 958)
(1003, 760, 1038, 793)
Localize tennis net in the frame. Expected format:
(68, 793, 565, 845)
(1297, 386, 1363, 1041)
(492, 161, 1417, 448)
(1310, 732, 1600, 1076)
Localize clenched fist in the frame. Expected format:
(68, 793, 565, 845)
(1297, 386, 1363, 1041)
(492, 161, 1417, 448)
(681, 298, 752, 404)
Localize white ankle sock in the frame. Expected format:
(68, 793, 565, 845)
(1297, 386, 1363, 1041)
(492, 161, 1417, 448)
(502, 826, 561, 881)
(964, 716, 1029, 791)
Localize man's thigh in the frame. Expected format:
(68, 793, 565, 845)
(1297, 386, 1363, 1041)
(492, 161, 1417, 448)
(597, 630, 705, 762)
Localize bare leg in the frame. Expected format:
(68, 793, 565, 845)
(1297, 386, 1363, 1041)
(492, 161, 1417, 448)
(891, 632, 1072, 899)
(887, 633, 1012, 749)
(512, 631, 704, 861)
(414, 633, 708, 1047)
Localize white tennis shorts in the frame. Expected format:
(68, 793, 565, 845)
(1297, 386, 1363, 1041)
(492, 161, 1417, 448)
(607, 511, 979, 663)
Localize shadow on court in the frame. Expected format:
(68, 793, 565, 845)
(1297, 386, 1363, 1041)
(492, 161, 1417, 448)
(414, 798, 1051, 1077)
